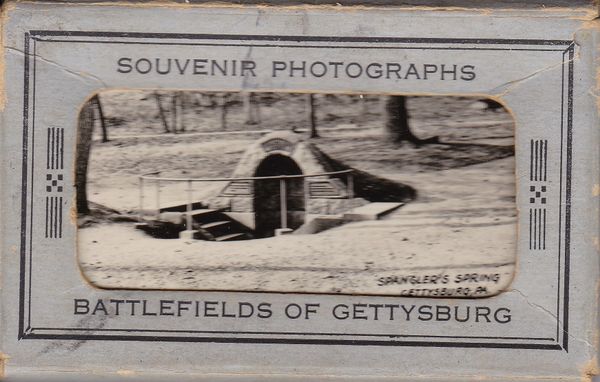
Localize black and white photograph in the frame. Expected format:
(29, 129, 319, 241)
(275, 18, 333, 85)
(76, 90, 516, 296)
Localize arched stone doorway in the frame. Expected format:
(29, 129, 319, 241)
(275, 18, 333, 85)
(253, 154, 305, 237)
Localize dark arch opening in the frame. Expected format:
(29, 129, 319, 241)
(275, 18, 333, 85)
(253, 154, 305, 238)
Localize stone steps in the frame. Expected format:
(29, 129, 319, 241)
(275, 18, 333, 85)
(140, 202, 252, 241)
(200, 220, 230, 229)
(343, 202, 404, 221)
(185, 209, 219, 219)
(159, 201, 206, 213)
(185, 208, 251, 242)
(214, 233, 247, 242)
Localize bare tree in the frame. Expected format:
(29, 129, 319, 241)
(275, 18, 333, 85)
(91, 94, 109, 142)
(75, 99, 95, 215)
(218, 93, 229, 131)
(178, 92, 187, 132)
(306, 93, 318, 138)
(360, 94, 368, 113)
(359, 94, 369, 122)
(384, 95, 439, 146)
(169, 92, 180, 134)
(154, 92, 171, 133)
(171, 93, 177, 134)
(243, 92, 260, 126)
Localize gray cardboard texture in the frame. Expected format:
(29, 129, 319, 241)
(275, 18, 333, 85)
(0, 1, 599, 380)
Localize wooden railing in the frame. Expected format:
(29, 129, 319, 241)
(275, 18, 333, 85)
(138, 169, 354, 231)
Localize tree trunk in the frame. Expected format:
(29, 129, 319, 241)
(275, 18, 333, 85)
(243, 92, 260, 126)
(178, 92, 186, 132)
(383, 95, 439, 146)
(154, 92, 170, 133)
(170, 93, 179, 134)
(219, 93, 228, 130)
(169, 92, 185, 133)
(359, 94, 369, 122)
(92, 94, 109, 142)
(306, 93, 318, 138)
(75, 99, 95, 215)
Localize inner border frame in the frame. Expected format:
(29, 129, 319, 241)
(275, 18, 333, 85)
(17, 31, 575, 351)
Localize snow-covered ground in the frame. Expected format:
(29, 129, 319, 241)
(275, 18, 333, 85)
(79, 92, 516, 296)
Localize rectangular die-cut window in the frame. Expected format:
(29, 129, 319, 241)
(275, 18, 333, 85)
(76, 90, 516, 297)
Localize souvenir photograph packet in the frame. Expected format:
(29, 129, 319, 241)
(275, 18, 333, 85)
(0, 0, 599, 380)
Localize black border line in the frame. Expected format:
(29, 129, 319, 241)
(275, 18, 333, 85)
(29, 31, 573, 45)
(18, 33, 30, 340)
(556, 49, 566, 343)
(31, 327, 555, 341)
(22, 332, 564, 349)
(30, 39, 570, 52)
(27, 38, 38, 335)
(561, 43, 575, 353)
(18, 31, 574, 350)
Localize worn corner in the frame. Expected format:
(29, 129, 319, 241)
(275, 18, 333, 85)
(580, 356, 600, 382)
(0, 353, 8, 379)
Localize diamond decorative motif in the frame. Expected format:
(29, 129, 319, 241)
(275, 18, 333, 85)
(529, 185, 546, 204)
(46, 173, 64, 193)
